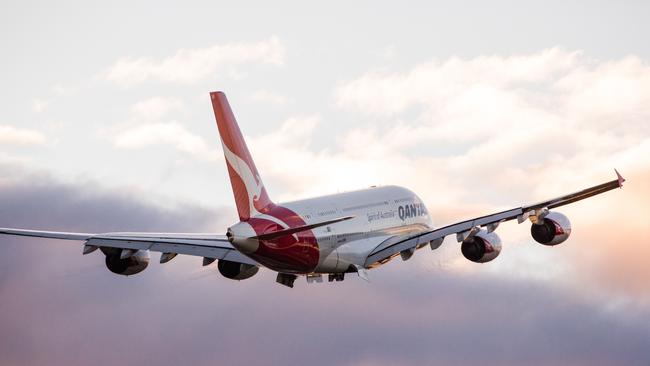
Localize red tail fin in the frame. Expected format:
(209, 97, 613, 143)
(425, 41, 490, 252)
(210, 91, 273, 221)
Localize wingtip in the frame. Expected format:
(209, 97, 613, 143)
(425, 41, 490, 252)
(615, 169, 625, 188)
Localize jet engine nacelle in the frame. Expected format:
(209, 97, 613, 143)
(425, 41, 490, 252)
(104, 249, 150, 276)
(530, 211, 571, 246)
(217, 259, 259, 280)
(461, 230, 502, 263)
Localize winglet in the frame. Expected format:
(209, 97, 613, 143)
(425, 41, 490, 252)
(615, 169, 625, 188)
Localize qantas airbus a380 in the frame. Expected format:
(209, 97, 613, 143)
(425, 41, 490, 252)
(0, 92, 625, 288)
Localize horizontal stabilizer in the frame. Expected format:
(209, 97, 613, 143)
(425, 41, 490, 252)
(253, 216, 355, 241)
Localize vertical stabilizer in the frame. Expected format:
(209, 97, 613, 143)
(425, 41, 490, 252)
(210, 91, 273, 221)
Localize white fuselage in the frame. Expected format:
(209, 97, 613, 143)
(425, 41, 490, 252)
(277, 185, 433, 273)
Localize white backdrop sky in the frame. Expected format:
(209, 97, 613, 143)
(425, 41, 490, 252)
(1, 1, 650, 365)
(2, 0, 648, 208)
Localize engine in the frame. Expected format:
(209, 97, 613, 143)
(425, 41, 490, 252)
(103, 249, 150, 276)
(530, 211, 571, 246)
(461, 230, 502, 263)
(217, 259, 259, 280)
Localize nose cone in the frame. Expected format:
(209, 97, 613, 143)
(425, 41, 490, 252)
(227, 221, 260, 254)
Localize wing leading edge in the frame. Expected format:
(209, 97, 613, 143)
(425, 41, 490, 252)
(0, 229, 257, 266)
(365, 170, 625, 267)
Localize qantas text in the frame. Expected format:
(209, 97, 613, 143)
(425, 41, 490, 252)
(398, 203, 427, 221)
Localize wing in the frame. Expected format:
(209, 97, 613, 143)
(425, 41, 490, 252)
(365, 170, 625, 267)
(0, 228, 257, 266)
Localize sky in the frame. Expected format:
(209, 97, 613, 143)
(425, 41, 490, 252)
(1, 0, 650, 365)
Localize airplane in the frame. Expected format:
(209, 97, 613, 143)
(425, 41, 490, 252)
(0, 91, 626, 288)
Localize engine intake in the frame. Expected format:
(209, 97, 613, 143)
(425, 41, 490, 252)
(460, 229, 501, 263)
(104, 250, 150, 276)
(530, 212, 571, 246)
(461, 230, 502, 263)
(217, 260, 259, 280)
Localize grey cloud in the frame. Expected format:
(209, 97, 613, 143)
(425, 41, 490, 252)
(0, 167, 649, 366)
(0, 167, 230, 234)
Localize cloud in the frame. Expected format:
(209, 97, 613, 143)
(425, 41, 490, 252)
(32, 99, 49, 113)
(0, 163, 229, 233)
(0, 125, 47, 145)
(104, 96, 218, 161)
(111, 122, 219, 161)
(100, 36, 285, 86)
(3, 48, 650, 365)
(238, 49, 650, 303)
(129, 96, 184, 121)
(334, 48, 650, 146)
(336, 48, 582, 116)
(327, 48, 650, 204)
(0, 165, 649, 366)
(564, 160, 650, 300)
(244, 115, 430, 202)
(250, 89, 291, 106)
(51, 84, 71, 96)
